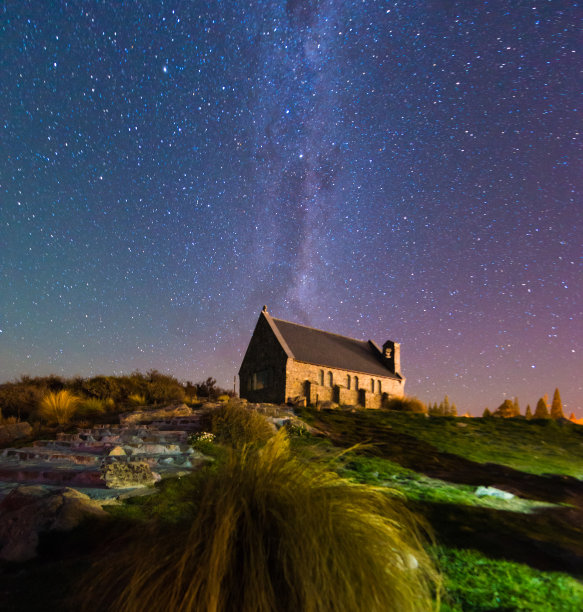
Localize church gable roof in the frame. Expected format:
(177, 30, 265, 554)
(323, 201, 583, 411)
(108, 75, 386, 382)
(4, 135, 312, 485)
(269, 315, 401, 379)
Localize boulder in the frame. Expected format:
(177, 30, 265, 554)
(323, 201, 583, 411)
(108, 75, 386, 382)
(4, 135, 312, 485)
(101, 461, 159, 489)
(108, 445, 127, 456)
(0, 485, 107, 562)
(475, 486, 514, 500)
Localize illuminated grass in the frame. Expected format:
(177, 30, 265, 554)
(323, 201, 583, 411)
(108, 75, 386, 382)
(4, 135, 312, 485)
(438, 547, 583, 612)
(298, 409, 583, 478)
(38, 390, 80, 426)
(337, 454, 558, 513)
(79, 431, 439, 612)
(211, 401, 275, 448)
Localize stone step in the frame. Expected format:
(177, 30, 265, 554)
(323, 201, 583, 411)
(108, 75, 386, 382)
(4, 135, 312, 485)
(3, 447, 102, 466)
(0, 464, 105, 488)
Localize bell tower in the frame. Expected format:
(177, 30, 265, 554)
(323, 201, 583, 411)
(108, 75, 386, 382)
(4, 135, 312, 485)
(382, 340, 401, 376)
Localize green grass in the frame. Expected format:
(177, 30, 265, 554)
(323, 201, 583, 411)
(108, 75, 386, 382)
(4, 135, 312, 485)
(386, 414, 583, 478)
(298, 408, 583, 478)
(437, 547, 583, 612)
(336, 454, 558, 513)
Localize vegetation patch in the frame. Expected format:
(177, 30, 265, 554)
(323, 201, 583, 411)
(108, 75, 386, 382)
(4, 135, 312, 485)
(77, 431, 438, 612)
(337, 454, 558, 513)
(437, 547, 583, 612)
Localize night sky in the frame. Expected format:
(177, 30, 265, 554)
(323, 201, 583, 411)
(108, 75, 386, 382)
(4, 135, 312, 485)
(1, 1, 581, 415)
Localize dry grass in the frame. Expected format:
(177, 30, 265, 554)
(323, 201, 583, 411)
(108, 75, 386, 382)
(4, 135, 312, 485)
(77, 431, 439, 612)
(211, 401, 275, 448)
(38, 390, 80, 425)
(77, 397, 107, 418)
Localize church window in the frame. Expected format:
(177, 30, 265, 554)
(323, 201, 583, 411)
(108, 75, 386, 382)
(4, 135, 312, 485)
(347, 374, 351, 389)
(253, 370, 270, 390)
(377, 380, 382, 394)
(319, 370, 324, 385)
(354, 376, 359, 390)
(371, 379, 375, 392)
(328, 371, 333, 387)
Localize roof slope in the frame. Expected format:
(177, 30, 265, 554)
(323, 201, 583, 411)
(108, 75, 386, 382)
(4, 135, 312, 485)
(271, 316, 400, 379)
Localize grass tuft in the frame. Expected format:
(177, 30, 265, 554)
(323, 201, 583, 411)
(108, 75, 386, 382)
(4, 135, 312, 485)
(211, 401, 275, 448)
(38, 390, 80, 425)
(78, 430, 439, 612)
(77, 397, 107, 418)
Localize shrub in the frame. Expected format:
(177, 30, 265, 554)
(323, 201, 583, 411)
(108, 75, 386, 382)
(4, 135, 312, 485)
(38, 390, 80, 426)
(386, 396, 427, 414)
(77, 431, 438, 612)
(145, 370, 186, 405)
(189, 431, 216, 455)
(212, 402, 274, 448)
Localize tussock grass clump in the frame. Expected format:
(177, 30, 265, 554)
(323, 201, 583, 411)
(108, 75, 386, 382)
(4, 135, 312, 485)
(128, 393, 146, 406)
(38, 390, 80, 425)
(77, 397, 107, 418)
(211, 401, 275, 448)
(78, 431, 438, 612)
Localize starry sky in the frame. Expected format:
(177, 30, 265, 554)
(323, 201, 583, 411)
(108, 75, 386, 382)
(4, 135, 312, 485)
(1, 1, 581, 415)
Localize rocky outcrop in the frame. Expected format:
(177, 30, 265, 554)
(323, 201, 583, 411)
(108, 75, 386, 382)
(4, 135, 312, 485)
(0, 485, 107, 562)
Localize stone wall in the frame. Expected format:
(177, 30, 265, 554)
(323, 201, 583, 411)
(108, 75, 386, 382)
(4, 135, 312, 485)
(239, 314, 289, 404)
(285, 360, 404, 407)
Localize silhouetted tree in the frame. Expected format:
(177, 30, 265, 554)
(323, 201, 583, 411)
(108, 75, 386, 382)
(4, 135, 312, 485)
(534, 397, 550, 419)
(512, 397, 520, 417)
(493, 399, 519, 418)
(196, 377, 219, 399)
(482, 407, 492, 418)
(525, 404, 532, 419)
(550, 388, 564, 419)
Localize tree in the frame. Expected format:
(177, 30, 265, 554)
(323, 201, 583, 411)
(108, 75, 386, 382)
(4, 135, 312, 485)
(534, 397, 550, 419)
(442, 395, 451, 416)
(428, 402, 441, 416)
(196, 377, 220, 399)
(525, 404, 532, 419)
(493, 399, 519, 418)
(482, 407, 492, 418)
(550, 388, 564, 419)
(512, 397, 520, 417)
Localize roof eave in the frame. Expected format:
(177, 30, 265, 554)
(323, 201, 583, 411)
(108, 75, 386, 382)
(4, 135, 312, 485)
(263, 310, 295, 359)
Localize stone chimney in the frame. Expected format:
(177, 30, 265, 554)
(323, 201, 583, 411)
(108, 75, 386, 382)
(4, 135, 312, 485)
(382, 340, 401, 376)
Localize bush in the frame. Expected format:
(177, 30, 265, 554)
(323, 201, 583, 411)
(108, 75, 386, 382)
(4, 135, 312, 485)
(212, 402, 275, 448)
(77, 431, 438, 612)
(386, 396, 427, 414)
(38, 390, 80, 426)
(189, 431, 216, 455)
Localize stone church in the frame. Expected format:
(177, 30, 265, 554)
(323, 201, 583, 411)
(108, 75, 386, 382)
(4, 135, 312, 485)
(239, 307, 405, 407)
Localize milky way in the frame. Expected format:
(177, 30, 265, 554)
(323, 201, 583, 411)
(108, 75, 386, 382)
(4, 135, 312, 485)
(1, 1, 581, 415)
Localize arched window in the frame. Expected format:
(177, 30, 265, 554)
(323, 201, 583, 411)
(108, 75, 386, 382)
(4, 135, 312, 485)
(354, 376, 359, 390)
(319, 370, 324, 385)
(347, 374, 351, 389)
(328, 371, 333, 387)
(371, 379, 375, 392)
(377, 380, 382, 394)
